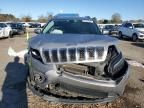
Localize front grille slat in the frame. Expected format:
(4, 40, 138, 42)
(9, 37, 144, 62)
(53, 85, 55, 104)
(59, 49, 67, 62)
(43, 50, 51, 62)
(87, 47, 95, 60)
(43, 46, 105, 63)
(51, 50, 59, 62)
(96, 47, 104, 59)
(68, 48, 76, 61)
(78, 48, 85, 61)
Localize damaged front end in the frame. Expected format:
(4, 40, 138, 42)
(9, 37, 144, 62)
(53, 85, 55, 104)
(25, 42, 129, 103)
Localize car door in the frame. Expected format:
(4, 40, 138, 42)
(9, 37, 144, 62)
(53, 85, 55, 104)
(0, 23, 4, 37)
(122, 23, 129, 36)
(2, 23, 10, 36)
(125, 23, 133, 37)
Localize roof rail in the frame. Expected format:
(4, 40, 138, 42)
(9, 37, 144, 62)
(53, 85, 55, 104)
(54, 13, 79, 19)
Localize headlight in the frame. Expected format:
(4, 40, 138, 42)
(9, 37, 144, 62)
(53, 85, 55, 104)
(105, 45, 119, 62)
(34, 73, 46, 84)
(105, 45, 125, 78)
(30, 48, 43, 63)
(138, 31, 144, 34)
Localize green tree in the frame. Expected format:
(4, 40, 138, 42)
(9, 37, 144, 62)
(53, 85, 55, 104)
(98, 19, 104, 24)
(21, 15, 32, 22)
(111, 13, 122, 23)
(103, 19, 109, 24)
(38, 15, 47, 23)
(37, 12, 53, 22)
(47, 12, 53, 21)
(92, 17, 97, 23)
(0, 14, 16, 21)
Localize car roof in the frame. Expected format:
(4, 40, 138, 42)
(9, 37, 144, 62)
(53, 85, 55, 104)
(53, 13, 92, 21)
(53, 17, 92, 21)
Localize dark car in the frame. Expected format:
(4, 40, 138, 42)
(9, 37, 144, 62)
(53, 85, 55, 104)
(102, 25, 118, 35)
(6, 23, 26, 35)
(29, 23, 41, 28)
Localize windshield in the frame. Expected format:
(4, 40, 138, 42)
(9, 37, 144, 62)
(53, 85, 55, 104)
(104, 25, 114, 29)
(133, 24, 144, 28)
(42, 19, 101, 35)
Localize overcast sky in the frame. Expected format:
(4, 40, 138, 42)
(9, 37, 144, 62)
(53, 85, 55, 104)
(0, 0, 144, 20)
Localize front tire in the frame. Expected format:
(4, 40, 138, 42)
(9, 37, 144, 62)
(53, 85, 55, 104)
(9, 31, 13, 38)
(119, 31, 123, 39)
(132, 34, 138, 42)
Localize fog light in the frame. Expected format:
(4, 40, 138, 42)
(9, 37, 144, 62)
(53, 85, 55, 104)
(34, 73, 46, 84)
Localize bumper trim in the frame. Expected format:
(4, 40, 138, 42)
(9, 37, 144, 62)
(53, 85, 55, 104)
(28, 79, 118, 104)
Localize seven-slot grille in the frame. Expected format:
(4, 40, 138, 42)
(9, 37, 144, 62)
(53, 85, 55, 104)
(43, 47, 104, 63)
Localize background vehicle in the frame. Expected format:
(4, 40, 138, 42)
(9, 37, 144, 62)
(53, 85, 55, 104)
(6, 23, 26, 35)
(29, 23, 41, 28)
(118, 22, 144, 41)
(0, 22, 13, 38)
(40, 23, 46, 28)
(102, 25, 118, 35)
(21, 22, 30, 27)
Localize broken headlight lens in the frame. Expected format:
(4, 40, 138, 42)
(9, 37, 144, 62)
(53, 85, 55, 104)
(34, 73, 46, 84)
(105, 45, 125, 78)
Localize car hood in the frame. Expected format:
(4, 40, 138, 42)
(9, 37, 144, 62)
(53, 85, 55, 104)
(135, 28, 144, 33)
(29, 34, 118, 50)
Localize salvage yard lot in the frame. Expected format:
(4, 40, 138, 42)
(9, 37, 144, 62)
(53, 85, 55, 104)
(0, 33, 144, 108)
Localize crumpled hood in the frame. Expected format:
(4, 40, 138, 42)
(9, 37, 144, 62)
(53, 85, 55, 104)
(29, 34, 118, 50)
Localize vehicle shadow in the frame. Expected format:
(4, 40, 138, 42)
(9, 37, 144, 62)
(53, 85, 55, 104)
(0, 37, 9, 40)
(131, 42, 144, 48)
(0, 57, 28, 108)
(109, 35, 133, 42)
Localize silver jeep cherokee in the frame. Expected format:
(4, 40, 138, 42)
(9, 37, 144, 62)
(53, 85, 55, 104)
(25, 14, 129, 103)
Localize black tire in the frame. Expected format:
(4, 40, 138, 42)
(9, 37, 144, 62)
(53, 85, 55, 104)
(109, 31, 112, 35)
(119, 31, 123, 39)
(132, 34, 138, 42)
(19, 31, 24, 35)
(9, 31, 13, 38)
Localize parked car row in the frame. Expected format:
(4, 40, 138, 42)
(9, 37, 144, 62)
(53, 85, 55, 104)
(0, 21, 46, 38)
(21, 22, 46, 28)
(6, 22, 26, 35)
(100, 22, 144, 42)
(0, 22, 27, 38)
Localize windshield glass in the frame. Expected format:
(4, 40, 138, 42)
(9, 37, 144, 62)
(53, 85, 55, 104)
(42, 19, 101, 35)
(104, 25, 114, 29)
(133, 23, 144, 28)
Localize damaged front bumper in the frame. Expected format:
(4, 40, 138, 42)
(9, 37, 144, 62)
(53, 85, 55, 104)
(26, 54, 129, 104)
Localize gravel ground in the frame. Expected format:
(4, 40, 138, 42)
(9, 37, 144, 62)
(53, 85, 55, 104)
(0, 34, 144, 108)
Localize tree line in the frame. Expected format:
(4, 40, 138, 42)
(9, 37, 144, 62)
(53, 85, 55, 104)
(0, 11, 144, 24)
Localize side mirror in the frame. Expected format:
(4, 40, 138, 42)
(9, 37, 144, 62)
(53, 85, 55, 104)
(0, 27, 2, 30)
(34, 29, 41, 34)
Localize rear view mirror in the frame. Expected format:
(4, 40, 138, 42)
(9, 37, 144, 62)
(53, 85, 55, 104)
(129, 26, 133, 29)
(34, 29, 41, 34)
(50, 29, 63, 34)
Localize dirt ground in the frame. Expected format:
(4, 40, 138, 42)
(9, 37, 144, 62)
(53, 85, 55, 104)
(0, 34, 144, 108)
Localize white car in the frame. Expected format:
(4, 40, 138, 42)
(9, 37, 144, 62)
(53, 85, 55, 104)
(21, 22, 30, 27)
(118, 22, 144, 41)
(0, 23, 13, 38)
